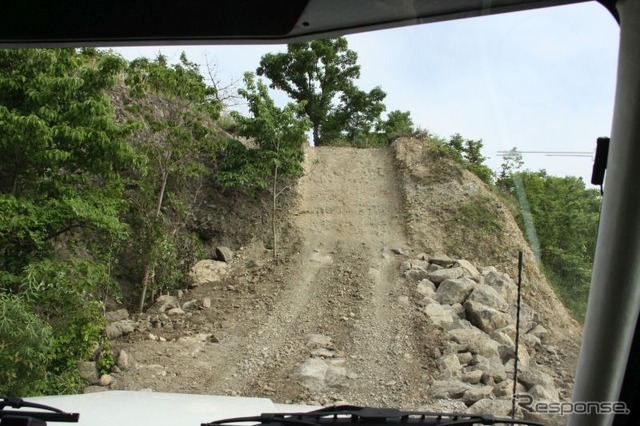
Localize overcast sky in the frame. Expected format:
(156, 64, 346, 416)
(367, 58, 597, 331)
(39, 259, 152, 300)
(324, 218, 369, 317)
(116, 1, 619, 185)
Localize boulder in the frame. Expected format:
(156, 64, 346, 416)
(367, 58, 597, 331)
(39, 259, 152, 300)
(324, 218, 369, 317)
(490, 331, 515, 348)
(325, 362, 347, 388)
(456, 352, 474, 365)
(410, 259, 430, 270)
(167, 307, 185, 316)
(529, 384, 560, 402)
(188, 260, 229, 287)
(105, 309, 129, 323)
(202, 297, 212, 309)
(529, 324, 549, 341)
(467, 399, 514, 417)
(512, 303, 540, 334)
(454, 259, 481, 281)
(461, 370, 483, 384)
(465, 300, 512, 333)
(423, 303, 455, 328)
(429, 255, 455, 267)
(106, 320, 136, 339)
(156, 295, 179, 312)
(117, 349, 131, 370)
(416, 279, 436, 297)
(483, 271, 517, 304)
(404, 269, 430, 282)
(436, 278, 475, 305)
(518, 368, 556, 389)
(78, 361, 99, 384)
(98, 374, 114, 386)
(448, 328, 500, 358)
(463, 385, 494, 406)
(493, 379, 526, 398)
(429, 380, 473, 399)
(474, 355, 507, 384)
(467, 284, 509, 312)
(438, 353, 461, 377)
(295, 358, 329, 392)
(215, 246, 234, 262)
(428, 267, 464, 284)
(479, 266, 497, 275)
(452, 303, 466, 319)
(523, 333, 542, 349)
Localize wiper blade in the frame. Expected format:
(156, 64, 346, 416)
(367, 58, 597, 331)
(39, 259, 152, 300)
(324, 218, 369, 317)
(202, 406, 546, 426)
(0, 397, 79, 423)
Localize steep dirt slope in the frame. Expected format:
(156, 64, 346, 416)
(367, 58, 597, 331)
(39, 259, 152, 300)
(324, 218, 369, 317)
(115, 146, 443, 407)
(391, 136, 581, 385)
(113, 141, 581, 419)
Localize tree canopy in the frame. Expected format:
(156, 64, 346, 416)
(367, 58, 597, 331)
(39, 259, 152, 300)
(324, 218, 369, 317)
(257, 37, 386, 146)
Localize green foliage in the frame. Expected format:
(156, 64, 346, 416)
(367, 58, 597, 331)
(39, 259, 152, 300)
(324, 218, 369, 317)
(496, 148, 524, 191)
(322, 84, 387, 144)
(378, 110, 415, 140)
(436, 133, 494, 185)
(0, 293, 52, 396)
(122, 52, 220, 311)
(0, 47, 229, 394)
(0, 49, 133, 283)
(502, 170, 600, 322)
(217, 73, 310, 257)
(257, 37, 385, 146)
(126, 52, 221, 120)
(457, 196, 504, 236)
(21, 258, 111, 393)
(217, 73, 309, 190)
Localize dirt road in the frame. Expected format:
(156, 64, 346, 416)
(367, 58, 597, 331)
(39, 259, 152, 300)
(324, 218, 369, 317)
(115, 147, 441, 407)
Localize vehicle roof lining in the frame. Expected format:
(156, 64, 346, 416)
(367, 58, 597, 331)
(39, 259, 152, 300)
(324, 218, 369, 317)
(0, 0, 594, 47)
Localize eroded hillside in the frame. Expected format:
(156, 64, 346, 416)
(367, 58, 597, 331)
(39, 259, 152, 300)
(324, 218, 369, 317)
(97, 139, 581, 425)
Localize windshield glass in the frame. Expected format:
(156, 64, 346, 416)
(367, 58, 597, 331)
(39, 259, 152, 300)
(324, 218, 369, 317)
(0, 2, 619, 425)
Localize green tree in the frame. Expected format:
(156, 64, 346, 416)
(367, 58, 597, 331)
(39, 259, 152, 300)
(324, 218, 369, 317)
(442, 133, 494, 185)
(124, 53, 219, 311)
(0, 293, 52, 396)
(378, 110, 415, 140)
(501, 170, 601, 321)
(256, 37, 386, 146)
(0, 48, 133, 394)
(216, 73, 310, 256)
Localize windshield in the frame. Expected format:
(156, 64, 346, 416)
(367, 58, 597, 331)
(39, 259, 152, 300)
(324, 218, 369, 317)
(0, 2, 619, 426)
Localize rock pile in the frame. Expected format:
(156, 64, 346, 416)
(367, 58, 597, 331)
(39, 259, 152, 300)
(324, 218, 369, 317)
(403, 254, 564, 422)
(292, 334, 349, 393)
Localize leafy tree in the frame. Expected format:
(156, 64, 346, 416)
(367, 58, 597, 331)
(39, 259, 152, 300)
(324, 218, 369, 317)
(257, 37, 386, 146)
(501, 170, 601, 321)
(441, 133, 494, 185)
(0, 293, 52, 396)
(496, 147, 524, 192)
(0, 48, 133, 394)
(378, 110, 415, 140)
(216, 73, 310, 256)
(322, 84, 387, 146)
(0, 49, 133, 277)
(124, 53, 219, 311)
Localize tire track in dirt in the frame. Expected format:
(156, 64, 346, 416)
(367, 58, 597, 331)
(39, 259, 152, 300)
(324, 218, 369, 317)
(117, 146, 438, 407)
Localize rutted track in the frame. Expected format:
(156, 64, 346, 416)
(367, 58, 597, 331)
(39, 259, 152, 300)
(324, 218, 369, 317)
(116, 147, 441, 407)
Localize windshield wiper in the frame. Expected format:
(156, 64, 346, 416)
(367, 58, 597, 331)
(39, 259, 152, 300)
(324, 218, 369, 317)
(202, 406, 545, 426)
(0, 397, 79, 425)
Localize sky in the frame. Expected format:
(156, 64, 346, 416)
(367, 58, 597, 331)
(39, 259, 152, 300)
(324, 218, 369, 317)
(115, 1, 620, 184)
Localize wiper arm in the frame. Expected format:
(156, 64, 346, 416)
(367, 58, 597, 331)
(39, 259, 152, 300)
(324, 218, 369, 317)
(0, 397, 79, 424)
(202, 406, 546, 426)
